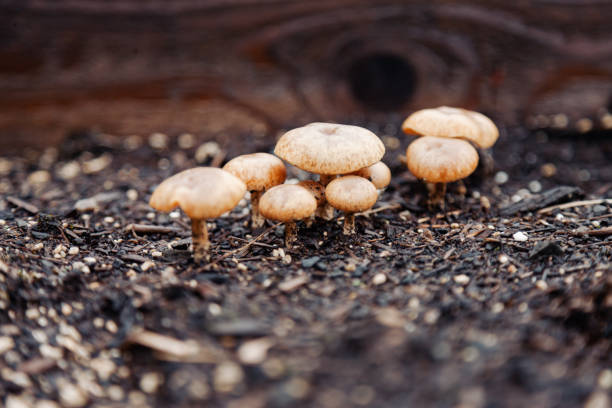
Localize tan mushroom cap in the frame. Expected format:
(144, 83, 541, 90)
(274, 122, 385, 175)
(402, 106, 498, 149)
(406, 136, 479, 183)
(259, 184, 317, 222)
(325, 176, 378, 213)
(149, 167, 246, 219)
(351, 161, 391, 189)
(222, 153, 286, 191)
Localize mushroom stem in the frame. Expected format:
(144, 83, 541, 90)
(319, 174, 335, 186)
(427, 182, 447, 210)
(343, 213, 356, 235)
(250, 190, 265, 229)
(191, 218, 210, 262)
(316, 175, 336, 221)
(284, 221, 297, 248)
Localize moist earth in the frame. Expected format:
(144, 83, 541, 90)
(0, 125, 611, 407)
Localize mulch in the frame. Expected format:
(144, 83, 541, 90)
(0, 126, 611, 407)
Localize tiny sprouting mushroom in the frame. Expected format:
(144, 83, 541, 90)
(297, 180, 326, 227)
(223, 153, 286, 229)
(259, 184, 317, 248)
(274, 122, 384, 219)
(325, 175, 378, 235)
(405, 136, 478, 208)
(149, 167, 246, 262)
(297, 180, 326, 206)
(402, 106, 499, 149)
(350, 161, 391, 190)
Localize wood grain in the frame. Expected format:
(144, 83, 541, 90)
(1, 1, 612, 150)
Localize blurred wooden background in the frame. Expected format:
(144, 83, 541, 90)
(1, 0, 612, 151)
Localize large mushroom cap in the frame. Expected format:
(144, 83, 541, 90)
(406, 136, 479, 183)
(274, 122, 385, 175)
(351, 161, 391, 189)
(149, 167, 246, 219)
(402, 106, 498, 149)
(222, 153, 286, 191)
(325, 176, 378, 213)
(259, 184, 317, 222)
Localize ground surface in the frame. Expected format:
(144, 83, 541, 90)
(0, 125, 611, 408)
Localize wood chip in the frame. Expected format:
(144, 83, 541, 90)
(125, 330, 209, 361)
(538, 198, 612, 215)
(6, 196, 39, 214)
(125, 223, 183, 234)
(278, 275, 308, 293)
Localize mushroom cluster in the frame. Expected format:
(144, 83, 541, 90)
(259, 119, 391, 247)
(402, 106, 499, 208)
(147, 110, 499, 261)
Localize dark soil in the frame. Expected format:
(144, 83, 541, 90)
(0, 125, 611, 408)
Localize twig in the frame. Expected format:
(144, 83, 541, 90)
(574, 226, 612, 237)
(6, 196, 39, 214)
(212, 222, 281, 263)
(125, 223, 182, 234)
(538, 198, 612, 214)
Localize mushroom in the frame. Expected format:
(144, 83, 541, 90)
(274, 122, 384, 220)
(405, 136, 478, 208)
(259, 184, 317, 248)
(222, 153, 286, 229)
(149, 167, 246, 262)
(297, 180, 326, 227)
(350, 161, 391, 190)
(325, 175, 378, 235)
(402, 106, 499, 149)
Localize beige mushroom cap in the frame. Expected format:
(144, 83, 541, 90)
(149, 167, 246, 219)
(274, 122, 385, 175)
(406, 136, 479, 183)
(402, 106, 498, 149)
(259, 184, 317, 222)
(351, 161, 391, 189)
(222, 153, 286, 191)
(325, 176, 378, 213)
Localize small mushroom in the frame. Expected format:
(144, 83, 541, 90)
(402, 106, 499, 149)
(259, 184, 317, 248)
(274, 122, 384, 219)
(405, 136, 478, 209)
(350, 161, 391, 190)
(297, 180, 326, 227)
(223, 153, 286, 229)
(149, 167, 246, 262)
(325, 175, 378, 235)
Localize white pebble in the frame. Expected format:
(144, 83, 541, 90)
(453, 274, 470, 285)
(68, 247, 79, 256)
(513, 231, 528, 242)
(372, 273, 387, 285)
(494, 171, 508, 184)
(148, 133, 168, 149)
(141, 261, 155, 272)
(528, 180, 542, 193)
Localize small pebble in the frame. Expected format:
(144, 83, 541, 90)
(140, 372, 164, 393)
(528, 180, 542, 193)
(372, 273, 386, 285)
(0, 336, 15, 354)
(453, 274, 470, 285)
(214, 361, 244, 393)
(68, 246, 79, 256)
(141, 261, 155, 272)
(494, 171, 508, 184)
(513, 231, 528, 242)
(149, 133, 168, 149)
